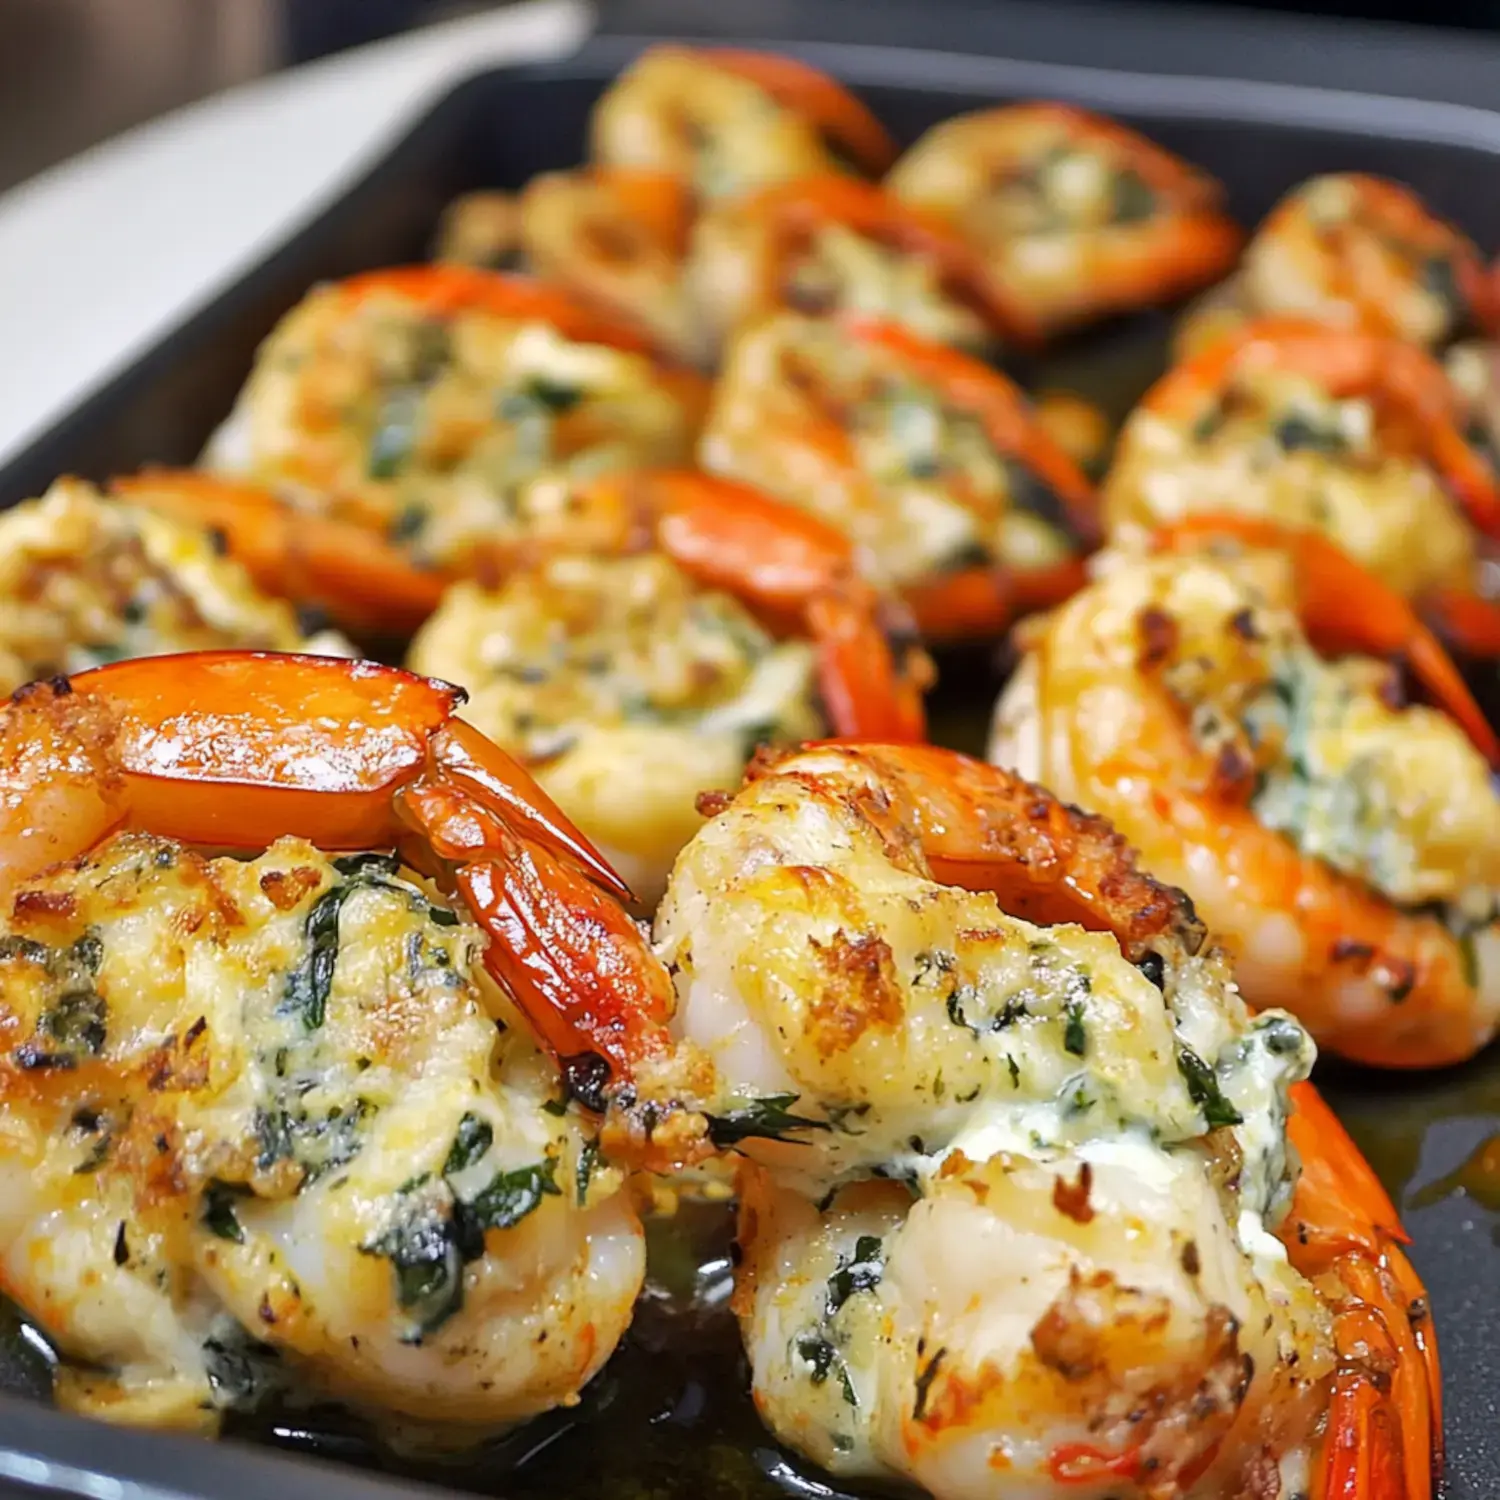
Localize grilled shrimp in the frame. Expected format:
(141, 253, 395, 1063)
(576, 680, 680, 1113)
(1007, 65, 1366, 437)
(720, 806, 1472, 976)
(689, 175, 1013, 360)
(202, 267, 706, 580)
(991, 524, 1500, 1067)
(590, 46, 895, 202)
(0, 651, 720, 1433)
(658, 742, 1437, 1498)
(433, 190, 523, 271)
(1103, 320, 1500, 638)
(888, 103, 1242, 343)
(408, 471, 928, 904)
(109, 469, 446, 639)
(0, 835, 640, 1437)
(701, 312, 1099, 641)
(1176, 173, 1493, 358)
(0, 477, 351, 691)
(516, 168, 699, 362)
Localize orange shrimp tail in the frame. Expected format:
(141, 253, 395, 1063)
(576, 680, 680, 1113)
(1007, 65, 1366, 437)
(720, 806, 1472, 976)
(60, 653, 625, 899)
(427, 718, 631, 902)
(901, 557, 1088, 643)
(1283, 1083, 1440, 1500)
(805, 591, 928, 741)
(452, 841, 712, 1171)
(592, 167, 695, 253)
(770, 742, 1206, 959)
(111, 469, 448, 635)
(1421, 585, 1500, 660)
(335, 265, 658, 355)
(1148, 514, 1500, 767)
(68, 652, 457, 850)
(697, 48, 897, 175)
(640, 470, 931, 740)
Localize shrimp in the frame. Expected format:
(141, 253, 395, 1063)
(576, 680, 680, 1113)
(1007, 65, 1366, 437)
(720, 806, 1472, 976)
(0, 652, 712, 1436)
(655, 740, 1435, 1498)
(514, 168, 699, 362)
(1176, 173, 1494, 358)
(590, 46, 895, 203)
(689, 175, 1018, 360)
(990, 522, 1500, 1067)
(202, 266, 707, 579)
(888, 103, 1242, 343)
(408, 470, 930, 903)
(0, 476, 353, 692)
(701, 312, 1099, 641)
(433, 189, 523, 271)
(109, 469, 446, 638)
(1103, 318, 1500, 649)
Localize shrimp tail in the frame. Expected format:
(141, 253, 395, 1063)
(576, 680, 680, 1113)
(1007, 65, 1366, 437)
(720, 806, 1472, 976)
(1283, 1084, 1439, 1500)
(111, 469, 448, 636)
(758, 741, 1207, 959)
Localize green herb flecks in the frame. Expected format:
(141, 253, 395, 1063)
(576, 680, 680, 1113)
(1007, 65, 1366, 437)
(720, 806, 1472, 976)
(464, 1158, 562, 1233)
(360, 1180, 466, 1341)
(444, 1113, 494, 1175)
(576, 1138, 601, 1207)
(706, 1093, 831, 1147)
(38, 990, 107, 1056)
(202, 1181, 248, 1243)
(1177, 1045, 1244, 1128)
(795, 1333, 857, 1406)
(1063, 999, 1087, 1057)
(826, 1235, 884, 1315)
(368, 387, 424, 480)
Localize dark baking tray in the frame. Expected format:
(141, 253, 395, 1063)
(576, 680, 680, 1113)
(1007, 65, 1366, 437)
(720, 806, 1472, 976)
(2, 9, 1500, 1497)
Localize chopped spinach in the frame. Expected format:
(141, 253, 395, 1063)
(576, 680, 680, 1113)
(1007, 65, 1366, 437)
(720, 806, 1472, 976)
(279, 882, 355, 1030)
(361, 1187, 467, 1341)
(1273, 413, 1345, 454)
(795, 1333, 857, 1406)
(1421, 253, 1463, 320)
(464, 1158, 561, 1233)
(368, 387, 424, 479)
(444, 1113, 494, 1175)
(576, 1138, 601, 1207)
(0, 936, 49, 966)
(1063, 996, 1087, 1058)
(1177, 1045, 1244, 1128)
(826, 1235, 884, 1315)
(522, 376, 582, 413)
(389, 504, 427, 541)
(202, 1323, 282, 1413)
(1005, 459, 1074, 537)
(947, 987, 1028, 1035)
(202, 1181, 247, 1243)
(912, 1345, 947, 1421)
(281, 858, 445, 1031)
(1111, 169, 1157, 224)
(38, 991, 106, 1056)
(1459, 929, 1481, 991)
(706, 1093, 831, 1147)
(332, 853, 401, 879)
(254, 1108, 295, 1170)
